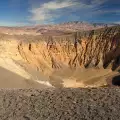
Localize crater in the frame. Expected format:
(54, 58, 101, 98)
(112, 75, 120, 86)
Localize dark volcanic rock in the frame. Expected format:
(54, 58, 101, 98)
(0, 88, 120, 120)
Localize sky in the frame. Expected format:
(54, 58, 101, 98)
(0, 0, 120, 26)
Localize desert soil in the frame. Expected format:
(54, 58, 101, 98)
(0, 88, 120, 120)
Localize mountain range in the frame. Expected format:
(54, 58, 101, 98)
(0, 21, 119, 35)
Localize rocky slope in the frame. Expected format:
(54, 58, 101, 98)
(0, 26, 119, 88)
(18, 26, 120, 73)
(15, 26, 120, 87)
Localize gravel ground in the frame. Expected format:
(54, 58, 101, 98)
(0, 88, 120, 120)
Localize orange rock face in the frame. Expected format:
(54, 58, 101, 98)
(0, 26, 119, 88)
(17, 26, 120, 76)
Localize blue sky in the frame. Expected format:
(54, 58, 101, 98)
(0, 0, 120, 26)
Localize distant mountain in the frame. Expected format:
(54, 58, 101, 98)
(58, 21, 118, 30)
(0, 21, 118, 35)
(92, 23, 118, 27)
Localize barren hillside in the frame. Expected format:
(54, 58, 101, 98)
(0, 25, 119, 88)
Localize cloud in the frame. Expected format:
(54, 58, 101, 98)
(29, 0, 109, 24)
(43, 0, 78, 9)
(29, 0, 81, 24)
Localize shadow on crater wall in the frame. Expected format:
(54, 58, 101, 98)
(112, 75, 120, 86)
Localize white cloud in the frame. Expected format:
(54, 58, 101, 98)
(29, 0, 85, 24)
(29, 0, 109, 24)
(43, 0, 77, 9)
